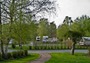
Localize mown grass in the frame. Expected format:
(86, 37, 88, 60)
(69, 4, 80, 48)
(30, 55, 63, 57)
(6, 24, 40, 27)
(0, 54, 39, 63)
(46, 53, 90, 63)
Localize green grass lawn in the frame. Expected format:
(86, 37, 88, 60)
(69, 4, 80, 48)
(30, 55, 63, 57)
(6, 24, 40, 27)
(0, 54, 39, 63)
(46, 53, 90, 63)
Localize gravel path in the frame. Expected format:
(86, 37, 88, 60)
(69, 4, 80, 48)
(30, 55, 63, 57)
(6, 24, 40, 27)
(29, 53, 51, 63)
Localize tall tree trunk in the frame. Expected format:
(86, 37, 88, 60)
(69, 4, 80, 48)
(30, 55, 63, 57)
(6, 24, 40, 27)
(19, 43, 22, 49)
(71, 42, 75, 55)
(4, 38, 10, 59)
(0, 2, 5, 58)
(0, 40, 5, 58)
(19, 38, 22, 49)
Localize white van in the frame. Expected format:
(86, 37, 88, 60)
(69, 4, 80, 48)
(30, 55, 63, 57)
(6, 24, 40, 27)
(42, 36, 48, 42)
(36, 36, 40, 41)
(79, 37, 90, 45)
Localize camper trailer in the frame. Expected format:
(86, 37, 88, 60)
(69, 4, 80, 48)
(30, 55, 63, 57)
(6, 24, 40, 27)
(36, 36, 40, 41)
(79, 37, 90, 46)
(42, 36, 48, 42)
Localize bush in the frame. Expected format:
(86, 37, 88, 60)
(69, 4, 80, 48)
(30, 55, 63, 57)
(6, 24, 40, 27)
(0, 50, 28, 61)
(38, 46, 41, 50)
(88, 48, 90, 56)
(17, 51, 22, 57)
(24, 50, 28, 56)
(32, 46, 35, 50)
(21, 51, 25, 57)
(12, 51, 18, 58)
(7, 53, 13, 59)
(12, 44, 16, 49)
(29, 46, 32, 50)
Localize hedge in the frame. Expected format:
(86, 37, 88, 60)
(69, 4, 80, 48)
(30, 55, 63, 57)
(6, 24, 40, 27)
(29, 45, 88, 50)
(0, 50, 28, 60)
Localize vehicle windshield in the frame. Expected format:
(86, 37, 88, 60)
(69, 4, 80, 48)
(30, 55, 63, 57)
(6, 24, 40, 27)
(83, 37, 90, 41)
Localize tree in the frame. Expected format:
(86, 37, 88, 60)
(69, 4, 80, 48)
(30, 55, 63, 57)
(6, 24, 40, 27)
(0, 0, 56, 58)
(68, 30, 82, 55)
(26, 0, 56, 18)
(68, 15, 90, 55)
(57, 24, 69, 41)
(37, 18, 49, 38)
(49, 21, 56, 38)
(0, 0, 31, 58)
(63, 16, 73, 26)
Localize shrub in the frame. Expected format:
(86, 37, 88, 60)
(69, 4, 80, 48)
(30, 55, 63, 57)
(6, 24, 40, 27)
(88, 48, 90, 56)
(35, 46, 37, 50)
(17, 51, 22, 57)
(29, 46, 32, 50)
(21, 51, 25, 57)
(39, 46, 41, 50)
(7, 53, 13, 59)
(24, 50, 28, 56)
(12, 51, 18, 58)
(12, 44, 16, 49)
(32, 46, 35, 50)
(48, 46, 51, 50)
(17, 50, 26, 58)
(46, 46, 49, 50)
(22, 51, 25, 57)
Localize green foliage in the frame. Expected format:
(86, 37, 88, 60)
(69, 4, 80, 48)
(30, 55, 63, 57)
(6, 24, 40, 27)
(12, 50, 28, 59)
(37, 18, 49, 37)
(68, 30, 82, 42)
(72, 15, 90, 37)
(57, 15, 90, 42)
(49, 22, 57, 38)
(12, 44, 16, 49)
(12, 52, 18, 58)
(24, 50, 28, 56)
(7, 53, 13, 59)
(57, 24, 69, 40)
(88, 48, 90, 56)
(0, 50, 28, 61)
(28, 45, 87, 50)
(0, 54, 39, 63)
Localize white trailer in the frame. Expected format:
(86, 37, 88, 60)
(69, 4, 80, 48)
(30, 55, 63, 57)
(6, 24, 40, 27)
(79, 37, 90, 45)
(36, 36, 40, 41)
(42, 36, 48, 42)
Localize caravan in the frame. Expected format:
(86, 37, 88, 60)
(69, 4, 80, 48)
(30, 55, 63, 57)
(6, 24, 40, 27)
(42, 36, 48, 42)
(79, 37, 90, 45)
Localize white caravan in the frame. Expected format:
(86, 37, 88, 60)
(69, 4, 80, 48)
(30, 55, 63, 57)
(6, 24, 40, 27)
(79, 37, 90, 45)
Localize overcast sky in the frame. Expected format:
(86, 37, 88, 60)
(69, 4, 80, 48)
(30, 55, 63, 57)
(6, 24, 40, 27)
(49, 0, 90, 26)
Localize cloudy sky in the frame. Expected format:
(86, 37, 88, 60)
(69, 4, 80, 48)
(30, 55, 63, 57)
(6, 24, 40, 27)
(49, 0, 90, 26)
